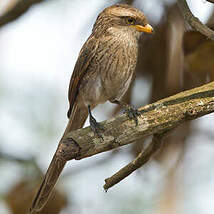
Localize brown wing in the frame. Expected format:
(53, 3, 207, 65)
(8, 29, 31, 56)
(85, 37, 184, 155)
(67, 35, 98, 118)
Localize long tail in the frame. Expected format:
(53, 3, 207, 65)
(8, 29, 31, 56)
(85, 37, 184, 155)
(29, 101, 88, 213)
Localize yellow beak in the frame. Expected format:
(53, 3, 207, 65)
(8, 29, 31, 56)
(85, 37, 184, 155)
(132, 24, 154, 34)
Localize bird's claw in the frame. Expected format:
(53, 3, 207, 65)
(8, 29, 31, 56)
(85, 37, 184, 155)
(124, 106, 141, 126)
(89, 115, 104, 141)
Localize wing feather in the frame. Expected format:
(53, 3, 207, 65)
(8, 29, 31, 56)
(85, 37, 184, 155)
(67, 35, 98, 118)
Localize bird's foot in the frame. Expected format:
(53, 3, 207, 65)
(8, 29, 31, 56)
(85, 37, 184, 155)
(110, 100, 141, 126)
(89, 114, 104, 140)
(123, 105, 141, 126)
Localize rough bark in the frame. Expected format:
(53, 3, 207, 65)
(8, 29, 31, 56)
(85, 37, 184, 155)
(57, 82, 214, 163)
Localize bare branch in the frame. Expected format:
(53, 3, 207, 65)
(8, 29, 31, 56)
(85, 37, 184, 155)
(103, 132, 167, 191)
(0, 0, 45, 27)
(177, 0, 214, 39)
(57, 82, 214, 164)
(206, 0, 214, 3)
(52, 82, 214, 188)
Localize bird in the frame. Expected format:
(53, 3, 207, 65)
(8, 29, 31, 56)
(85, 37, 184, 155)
(29, 3, 153, 213)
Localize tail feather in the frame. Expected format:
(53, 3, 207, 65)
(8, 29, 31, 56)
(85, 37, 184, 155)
(29, 154, 66, 213)
(29, 101, 88, 213)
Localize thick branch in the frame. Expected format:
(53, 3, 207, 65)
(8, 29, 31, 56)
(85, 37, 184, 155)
(0, 0, 44, 27)
(177, 0, 214, 39)
(57, 82, 214, 162)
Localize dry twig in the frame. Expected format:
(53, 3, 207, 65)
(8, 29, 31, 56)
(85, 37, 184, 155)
(55, 82, 214, 188)
(0, 0, 44, 27)
(177, 0, 214, 39)
(206, 0, 214, 3)
(103, 132, 167, 190)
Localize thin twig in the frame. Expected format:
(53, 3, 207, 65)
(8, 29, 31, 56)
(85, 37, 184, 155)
(0, 151, 42, 175)
(206, 0, 214, 3)
(177, 0, 214, 39)
(0, 0, 44, 27)
(103, 132, 168, 191)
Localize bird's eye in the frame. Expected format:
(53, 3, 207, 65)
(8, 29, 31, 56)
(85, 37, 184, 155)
(125, 17, 136, 25)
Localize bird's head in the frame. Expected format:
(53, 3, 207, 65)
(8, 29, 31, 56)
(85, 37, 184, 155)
(92, 4, 153, 39)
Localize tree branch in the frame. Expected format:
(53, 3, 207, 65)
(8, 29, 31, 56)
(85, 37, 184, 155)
(0, 0, 45, 27)
(206, 0, 214, 3)
(103, 132, 167, 190)
(177, 0, 214, 39)
(59, 82, 214, 160)
(55, 82, 214, 188)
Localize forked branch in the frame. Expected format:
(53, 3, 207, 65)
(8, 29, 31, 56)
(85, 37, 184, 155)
(55, 82, 214, 189)
(177, 0, 214, 39)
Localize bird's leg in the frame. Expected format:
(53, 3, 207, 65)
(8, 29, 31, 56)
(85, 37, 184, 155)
(88, 105, 104, 140)
(111, 100, 141, 126)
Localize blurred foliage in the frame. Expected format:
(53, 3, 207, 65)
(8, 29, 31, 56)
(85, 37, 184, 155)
(5, 179, 67, 214)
